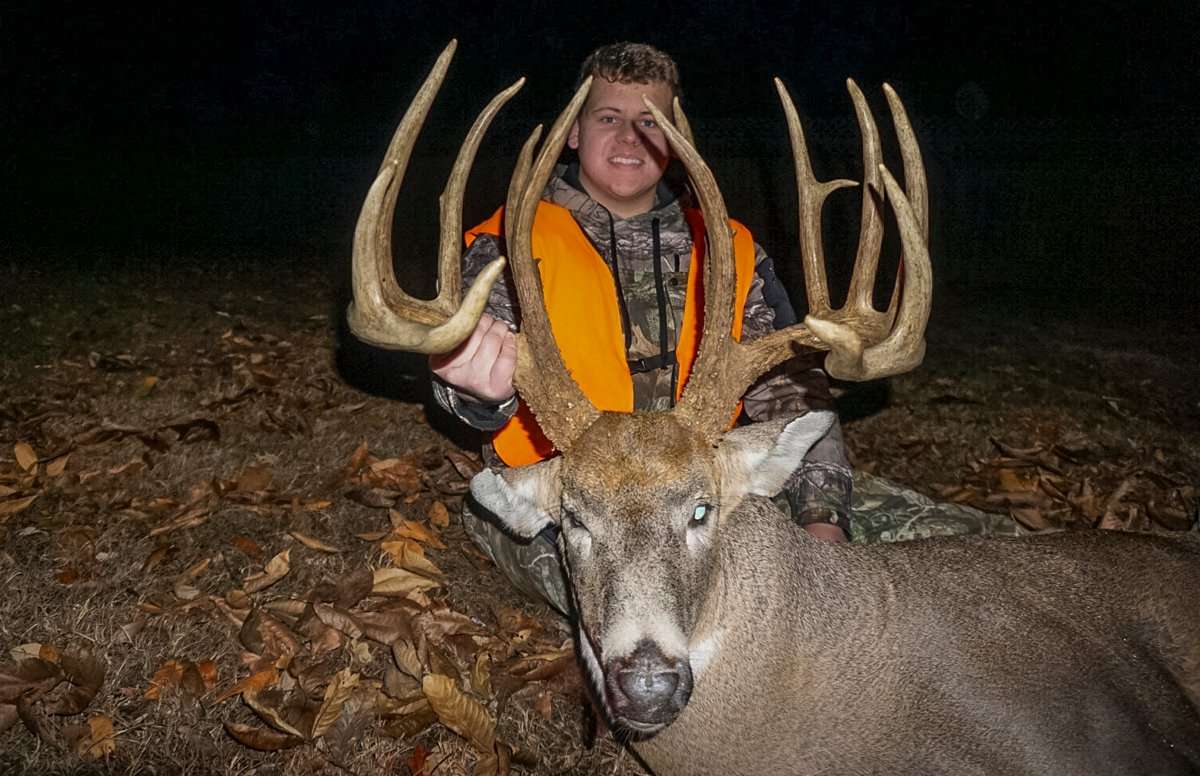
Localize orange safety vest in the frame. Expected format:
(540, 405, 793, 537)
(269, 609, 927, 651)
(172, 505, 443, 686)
(465, 200, 757, 467)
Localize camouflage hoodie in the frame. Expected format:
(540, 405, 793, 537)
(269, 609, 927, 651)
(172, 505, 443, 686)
(433, 164, 852, 534)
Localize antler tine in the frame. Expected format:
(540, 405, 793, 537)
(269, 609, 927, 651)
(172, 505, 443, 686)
(671, 96, 696, 150)
(774, 78, 858, 318)
(843, 79, 887, 318)
(502, 77, 601, 452)
(810, 165, 930, 378)
(348, 40, 519, 354)
(639, 97, 744, 438)
(882, 83, 929, 318)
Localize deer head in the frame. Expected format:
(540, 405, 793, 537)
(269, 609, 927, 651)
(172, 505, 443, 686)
(349, 41, 931, 733)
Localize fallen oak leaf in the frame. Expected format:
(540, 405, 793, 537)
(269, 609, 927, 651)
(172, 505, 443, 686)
(422, 673, 495, 754)
(243, 549, 291, 594)
(145, 659, 186, 700)
(224, 720, 304, 751)
(13, 442, 38, 472)
(313, 604, 363, 640)
(214, 667, 279, 704)
(372, 567, 441, 598)
(46, 648, 105, 715)
(310, 668, 359, 739)
(387, 514, 447, 549)
(0, 494, 38, 518)
(244, 687, 308, 739)
(46, 455, 69, 478)
(429, 500, 450, 527)
(78, 713, 117, 759)
(381, 538, 443, 577)
(289, 531, 341, 554)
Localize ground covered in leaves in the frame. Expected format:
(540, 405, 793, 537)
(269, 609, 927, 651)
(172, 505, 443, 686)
(1, 257, 1197, 775)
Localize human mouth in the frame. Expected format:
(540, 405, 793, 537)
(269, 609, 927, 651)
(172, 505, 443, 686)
(608, 156, 643, 167)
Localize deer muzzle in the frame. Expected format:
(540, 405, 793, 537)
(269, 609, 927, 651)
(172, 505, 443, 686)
(605, 639, 694, 732)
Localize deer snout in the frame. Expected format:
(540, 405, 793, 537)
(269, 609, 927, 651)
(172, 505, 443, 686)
(605, 640, 693, 731)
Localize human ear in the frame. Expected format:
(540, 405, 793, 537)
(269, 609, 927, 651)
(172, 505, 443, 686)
(567, 120, 580, 150)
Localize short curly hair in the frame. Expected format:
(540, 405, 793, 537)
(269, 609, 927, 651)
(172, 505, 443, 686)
(575, 42, 681, 99)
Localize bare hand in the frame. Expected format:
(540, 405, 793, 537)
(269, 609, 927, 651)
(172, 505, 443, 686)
(804, 523, 848, 542)
(429, 314, 517, 403)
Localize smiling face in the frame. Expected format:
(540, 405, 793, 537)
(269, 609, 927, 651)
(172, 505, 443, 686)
(567, 78, 674, 218)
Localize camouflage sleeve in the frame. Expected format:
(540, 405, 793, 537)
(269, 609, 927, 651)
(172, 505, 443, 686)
(742, 244, 854, 538)
(430, 233, 521, 431)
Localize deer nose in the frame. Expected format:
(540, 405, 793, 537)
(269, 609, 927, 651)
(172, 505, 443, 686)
(606, 640, 693, 722)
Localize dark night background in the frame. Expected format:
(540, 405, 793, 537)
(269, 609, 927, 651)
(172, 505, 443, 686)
(3, 0, 1198, 310)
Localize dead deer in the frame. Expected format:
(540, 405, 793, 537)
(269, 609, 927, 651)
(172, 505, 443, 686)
(349, 42, 1200, 776)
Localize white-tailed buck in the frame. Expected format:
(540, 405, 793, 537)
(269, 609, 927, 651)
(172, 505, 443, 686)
(350, 42, 1200, 775)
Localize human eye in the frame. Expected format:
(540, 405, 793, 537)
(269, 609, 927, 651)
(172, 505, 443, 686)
(640, 117, 659, 129)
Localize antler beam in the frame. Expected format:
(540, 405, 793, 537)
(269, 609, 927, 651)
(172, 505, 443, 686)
(645, 81, 932, 442)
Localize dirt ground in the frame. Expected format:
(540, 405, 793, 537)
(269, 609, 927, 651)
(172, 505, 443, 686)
(1, 256, 1197, 775)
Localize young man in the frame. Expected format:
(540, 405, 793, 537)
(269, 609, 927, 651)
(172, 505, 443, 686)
(430, 43, 852, 612)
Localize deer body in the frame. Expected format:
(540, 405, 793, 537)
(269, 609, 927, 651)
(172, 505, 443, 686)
(472, 411, 1200, 776)
(635, 502, 1200, 776)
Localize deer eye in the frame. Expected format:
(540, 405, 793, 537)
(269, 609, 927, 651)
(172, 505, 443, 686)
(690, 504, 712, 527)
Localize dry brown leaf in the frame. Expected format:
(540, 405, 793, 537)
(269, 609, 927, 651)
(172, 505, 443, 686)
(996, 468, 1039, 492)
(140, 544, 176, 574)
(409, 743, 430, 776)
(470, 653, 492, 699)
(474, 743, 513, 776)
(235, 464, 273, 493)
(355, 529, 389, 542)
(0, 494, 38, 517)
(387, 514, 447, 549)
(372, 567, 441, 598)
(422, 673, 495, 753)
(311, 668, 359, 739)
(231, 535, 263, 558)
(289, 531, 341, 554)
(13, 442, 37, 472)
(174, 579, 201, 602)
(1011, 507, 1056, 531)
(345, 441, 370, 477)
(224, 720, 304, 751)
(134, 376, 158, 398)
(215, 667, 279, 704)
(46, 455, 69, 478)
(354, 608, 415, 644)
(313, 604, 363, 640)
(76, 714, 116, 759)
(381, 538, 443, 577)
(244, 688, 307, 739)
(196, 660, 218, 691)
(145, 659, 186, 700)
(148, 504, 210, 537)
(243, 549, 291, 594)
(533, 689, 553, 720)
(428, 501, 450, 527)
(393, 640, 424, 680)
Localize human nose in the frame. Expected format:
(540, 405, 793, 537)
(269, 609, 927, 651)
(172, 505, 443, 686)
(616, 120, 641, 145)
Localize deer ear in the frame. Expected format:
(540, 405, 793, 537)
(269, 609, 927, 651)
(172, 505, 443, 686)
(469, 457, 564, 538)
(716, 411, 836, 510)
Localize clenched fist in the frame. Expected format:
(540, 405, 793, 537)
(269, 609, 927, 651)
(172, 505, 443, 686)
(429, 314, 517, 403)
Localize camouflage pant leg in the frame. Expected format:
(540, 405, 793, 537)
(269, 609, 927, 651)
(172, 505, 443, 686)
(849, 471, 1026, 543)
(461, 499, 571, 616)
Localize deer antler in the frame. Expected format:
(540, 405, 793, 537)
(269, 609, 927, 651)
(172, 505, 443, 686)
(348, 41, 601, 452)
(644, 81, 932, 442)
(348, 40, 516, 354)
